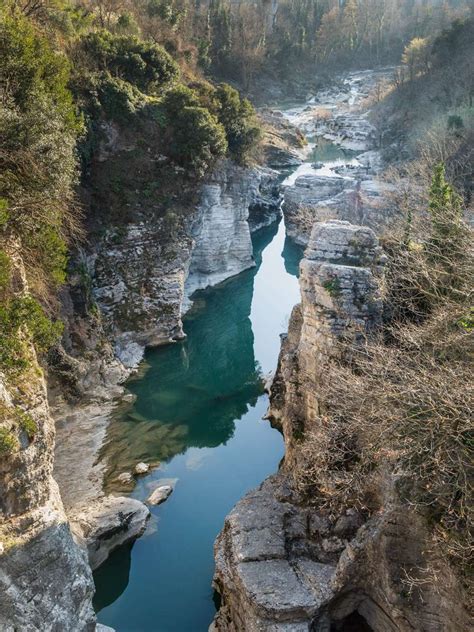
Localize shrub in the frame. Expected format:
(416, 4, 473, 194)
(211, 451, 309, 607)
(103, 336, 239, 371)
(0, 250, 11, 292)
(0, 297, 63, 373)
(215, 83, 262, 164)
(0, 428, 18, 456)
(0, 11, 79, 292)
(162, 84, 200, 118)
(170, 106, 227, 176)
(80, 30, 179, 93)
(0, 10, 78, 131)
(293, 167, 473, 582)
(97, 75, 143, 123)
(16, 410, 37, 440)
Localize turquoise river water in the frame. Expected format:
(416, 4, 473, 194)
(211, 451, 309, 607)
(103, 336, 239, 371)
(94, 215, 304, 631)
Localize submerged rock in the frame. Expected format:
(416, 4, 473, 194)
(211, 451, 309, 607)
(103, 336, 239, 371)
(72, 496, 150, 570)
(147, 484, 173, 506)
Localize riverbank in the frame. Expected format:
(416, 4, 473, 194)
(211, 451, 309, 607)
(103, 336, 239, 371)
(212, 68, 471, 631)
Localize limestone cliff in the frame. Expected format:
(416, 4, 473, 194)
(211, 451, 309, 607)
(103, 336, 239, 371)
(78, 159, 280, 374)
(185, 162, 279, 303)
(0, 255, 95, 632)
(283, 171, 396, 247)
(213, 220, 468, 632)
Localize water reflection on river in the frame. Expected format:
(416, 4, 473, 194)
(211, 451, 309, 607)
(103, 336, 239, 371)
(94, 218, 303, 632)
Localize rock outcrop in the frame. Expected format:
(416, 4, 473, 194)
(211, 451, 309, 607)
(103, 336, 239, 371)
(283, 172, 396, 246)
(213, 220, 468, 632)
(184, 162, 278, 303)
(280, 69, 399, 247)
(72, 496, 150, 570)
(0, 257, 95, 631)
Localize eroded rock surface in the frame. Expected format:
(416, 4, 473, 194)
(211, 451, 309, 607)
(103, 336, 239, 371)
(284, 173, 396, 246)
(0, 254, 95, 631)
(213, 220, 468, 631)
(72, 496, 150, 570)
(280, 70, 399, 246)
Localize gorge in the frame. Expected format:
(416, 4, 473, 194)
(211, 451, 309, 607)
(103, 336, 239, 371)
(1, 3, 472, 630)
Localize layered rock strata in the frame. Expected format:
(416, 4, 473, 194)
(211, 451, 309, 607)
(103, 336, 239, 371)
(283, 172, 396, 246)
(0, 254, 96, 631)
(213, 220, 467, 631)
(184, 163, 279, 303)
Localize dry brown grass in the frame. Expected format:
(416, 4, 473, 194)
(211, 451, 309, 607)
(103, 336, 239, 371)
(293, 208, 473, 583)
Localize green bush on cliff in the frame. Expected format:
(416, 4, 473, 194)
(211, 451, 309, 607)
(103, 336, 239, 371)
(0, 296, 63, 373)
(97, 75, 144, 123)
(0, 428, 19, 456)
(169, 106, 227, 176)
(0, 10, 79, 286)
(162, 84, 200, 117)
(215, 83, 262, 164)
(80, 30, 179, 93)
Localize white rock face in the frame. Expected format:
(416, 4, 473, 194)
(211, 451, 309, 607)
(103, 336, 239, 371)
(0, 249, 95, 631)
(134, 462, 149, 475)
(184, 163, 258, 302)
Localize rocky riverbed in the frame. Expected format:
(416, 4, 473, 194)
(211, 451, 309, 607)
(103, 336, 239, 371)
(280, 69, 399, 246)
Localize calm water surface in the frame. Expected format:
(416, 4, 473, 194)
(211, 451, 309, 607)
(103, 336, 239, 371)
(94, 217, 303, 631)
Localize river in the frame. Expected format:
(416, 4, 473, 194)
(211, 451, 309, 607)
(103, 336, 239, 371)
(93, 197, 303, 632)
(93, 71, 376, 630)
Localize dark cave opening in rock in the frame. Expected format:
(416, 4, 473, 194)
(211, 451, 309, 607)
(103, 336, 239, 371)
(331, 611, 374, 632)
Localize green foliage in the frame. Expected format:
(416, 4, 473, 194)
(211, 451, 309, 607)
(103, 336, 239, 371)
(116, 12, 140, 35)
(170, 106, 227, 176)
(428, 163, 463, 250)
(0, 297, 63, 373)
(0, 428, 18, 456)
(0, 10, 78, 292)
(162, 84, 200, 117)
(16, 410, 37, 440)
(30, 226, 68, 286)
(215, 84, 261, 164)
(97, 75, 143, 123)
(323, 277, 342, 298)
(147, 0, 186, 27)
(0, 250, 11, 292)
(80, 30, 179, 93)
(0, 199, 10, 228)
(0, 10, 78, 132)
(457, 309, 474, 333)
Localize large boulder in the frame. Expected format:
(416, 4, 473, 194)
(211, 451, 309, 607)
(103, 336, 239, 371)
(72, 496, 150, 570)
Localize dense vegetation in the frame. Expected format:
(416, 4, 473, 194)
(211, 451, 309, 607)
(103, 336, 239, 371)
(298, 166, 472, 588)
(0, 0, 263, 361)
(0, 0, 263, 453)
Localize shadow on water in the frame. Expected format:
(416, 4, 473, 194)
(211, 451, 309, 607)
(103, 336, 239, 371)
(93, 217, 303, 631)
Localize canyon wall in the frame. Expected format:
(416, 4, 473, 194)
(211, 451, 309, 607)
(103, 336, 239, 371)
(0, 253, 96, 631)
(213, 220, 468, 632)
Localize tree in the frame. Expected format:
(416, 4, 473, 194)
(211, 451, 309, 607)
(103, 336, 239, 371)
(215, 83, 261, 164)
(428, 163, 463, 252)
(402, 36, 430, 80)
(80, 30, 180, 92)
(170, 106, 227, 176)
